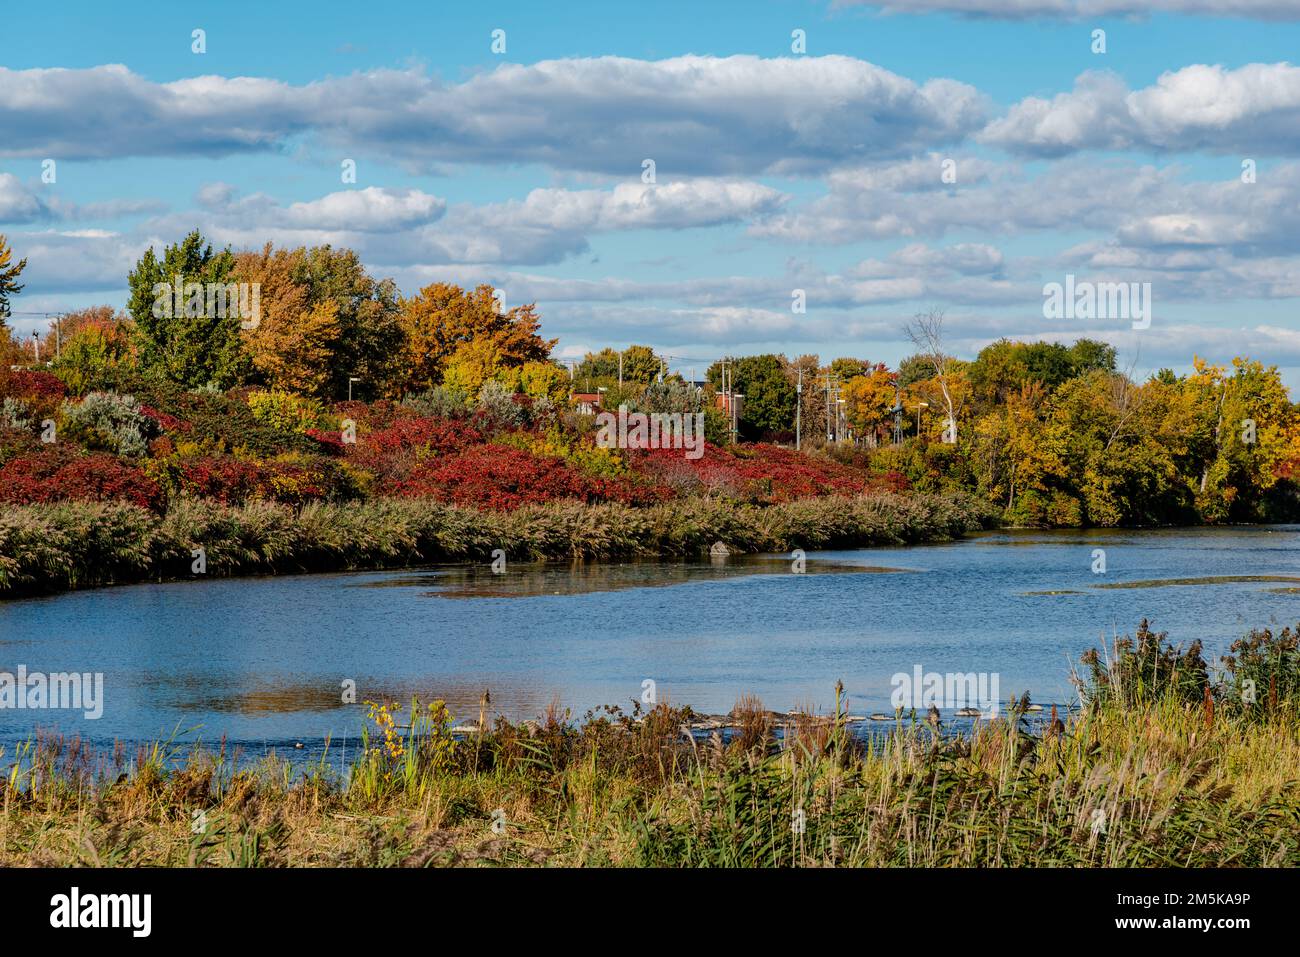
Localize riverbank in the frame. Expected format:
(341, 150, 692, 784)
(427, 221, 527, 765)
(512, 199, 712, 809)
(1, 620, 1296, 867)
(0, 491, 997, 597)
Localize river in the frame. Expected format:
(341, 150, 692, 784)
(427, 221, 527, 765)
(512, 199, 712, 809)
(2, 525, 1297, 759)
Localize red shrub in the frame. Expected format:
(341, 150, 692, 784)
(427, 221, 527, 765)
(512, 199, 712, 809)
(140, 404, 191, 433)
(305, 428, 346, 453)
(330, 399, 408, 432)
(176, 453, 356, 505)
(392, 443, 628, 510)
(349, 417, 484, 482)
(177, 456, 268, 505)
(2, 370, 67, 401)
(867, 470, 911, 494)
(630, 442, 872, 503)
(0, 448, 163, 510)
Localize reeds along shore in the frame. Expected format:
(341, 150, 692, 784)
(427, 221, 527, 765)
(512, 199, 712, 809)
(0, 620, 1297, 867)
(0, 491, 998, 597)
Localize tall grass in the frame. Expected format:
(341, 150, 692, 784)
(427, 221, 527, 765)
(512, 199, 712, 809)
(0, 621, 1296, 867)
(0, 492, 998, 597)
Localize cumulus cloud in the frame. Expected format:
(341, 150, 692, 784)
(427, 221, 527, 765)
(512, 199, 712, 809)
(169, 179, 782, 267)
(0, 173, 164, 225)
(754, 155, 1300, 273)
(752, 156, 1180, 243)
(193, 184, 445, 232)
(982, 64, 1300, 155)
(0, 173, 49, 223)
(7, 229, 144, 295)
(0, 57, 987, 174)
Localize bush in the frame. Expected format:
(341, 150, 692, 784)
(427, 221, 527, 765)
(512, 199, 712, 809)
(402, 387, 471, 419)
(1, 369, 67, 403)
(246, 390, 327, 435)
(60, 391, 160, 457)
(135, 386, 318, 458)
(475, 380, 531, 429)
(176, 455, 269, 505)
(0, 448, 164, 510)
(1, 396, 31, 430)
(393, 443, 626, 510)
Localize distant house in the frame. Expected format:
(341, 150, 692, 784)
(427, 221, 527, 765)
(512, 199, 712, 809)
(714, 392, 743, 420)
(571, 392, 602, 415)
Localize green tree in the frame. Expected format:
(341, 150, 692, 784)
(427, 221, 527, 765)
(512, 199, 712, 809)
(573, 344, 666, 388)
(707, 354, 796, 440)
(127, 230, 248, 387)
(0, 234, 27, 318)
(830, 357, 868, 381)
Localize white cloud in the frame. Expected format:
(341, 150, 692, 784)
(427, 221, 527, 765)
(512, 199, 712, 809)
(983, 64, 1300, 155)
(0, 173, 48, 223)
(0, 57, 987, 174)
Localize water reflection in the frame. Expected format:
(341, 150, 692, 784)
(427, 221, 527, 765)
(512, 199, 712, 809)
(356, 556, 915, 599)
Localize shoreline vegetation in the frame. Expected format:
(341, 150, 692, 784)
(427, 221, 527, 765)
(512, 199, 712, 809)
(0, 620, 1296, 867)
(0, 491, 997, 598)
(1, 235, 1299, 586)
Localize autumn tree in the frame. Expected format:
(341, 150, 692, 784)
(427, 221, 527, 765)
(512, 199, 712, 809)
(234, 245, 331, 398)
(0, 234, 28, 363)
(504, 360, 570, 403)
(397, 283, 554, 394)
(49, 307, 137, 395)
(842, 363, 897, 445)
(295, 246, 403, 400)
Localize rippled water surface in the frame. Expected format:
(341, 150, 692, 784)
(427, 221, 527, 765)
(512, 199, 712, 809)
(2, 525, 1297, 756)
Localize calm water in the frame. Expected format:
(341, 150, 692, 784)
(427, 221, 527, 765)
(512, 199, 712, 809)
(2, 526, 1298, 758)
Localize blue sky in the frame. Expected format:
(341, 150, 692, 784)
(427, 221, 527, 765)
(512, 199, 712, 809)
(4, 0, 1300, 384)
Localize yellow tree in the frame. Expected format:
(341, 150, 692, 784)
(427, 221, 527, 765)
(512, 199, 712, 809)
(508, 360, 570, 403)
(842, 364, 896, 444)
(235, 245, 342, 398)
(442, 338, 503, 397)
(251, 299, 341, 397)
(397, 283, 555, 394)
(50, 308, 138, 394)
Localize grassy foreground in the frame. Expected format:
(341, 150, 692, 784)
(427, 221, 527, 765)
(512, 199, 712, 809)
(0, 491, 996, 597)
(1, 621, 1297, 867)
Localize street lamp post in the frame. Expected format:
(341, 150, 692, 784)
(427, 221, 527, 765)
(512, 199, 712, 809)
(916, 401, 929, 436)
(348, 377, 361, 402)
